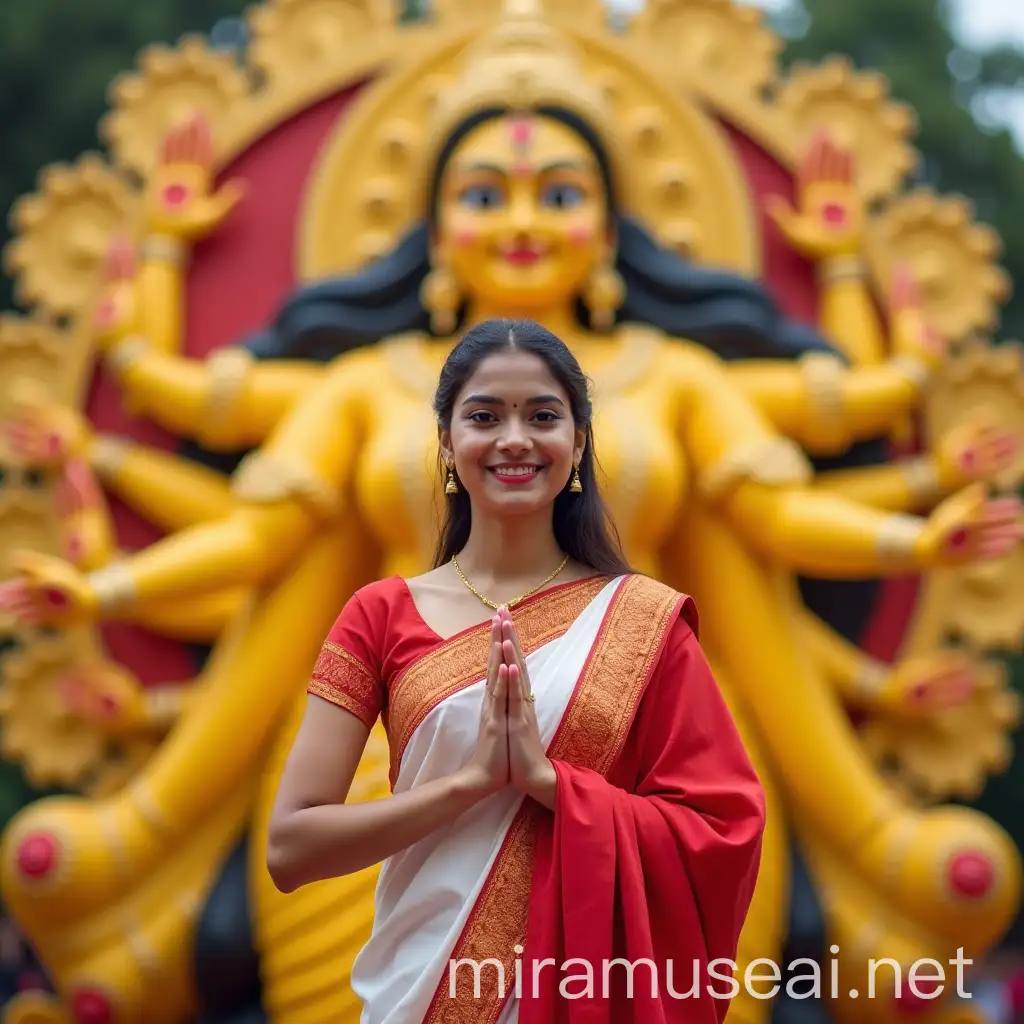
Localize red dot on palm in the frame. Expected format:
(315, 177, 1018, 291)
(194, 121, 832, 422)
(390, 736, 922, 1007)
(947, 527, 970, 551)
(960, 448, 977, 472)
(162, 183, 190, 209)
(821, 202, 847, 226)
(43, 587, 69, 608)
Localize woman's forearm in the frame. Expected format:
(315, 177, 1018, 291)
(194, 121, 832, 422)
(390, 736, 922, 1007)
(267, 768, 493, 892)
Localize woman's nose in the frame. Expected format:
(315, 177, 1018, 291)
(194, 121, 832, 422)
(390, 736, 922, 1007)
(497, 419, 531, 451)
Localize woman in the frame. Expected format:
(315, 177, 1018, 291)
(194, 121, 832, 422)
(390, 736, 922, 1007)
(265, 317, 766, 1023)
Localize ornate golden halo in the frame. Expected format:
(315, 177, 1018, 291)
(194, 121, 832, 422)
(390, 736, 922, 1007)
(298, 4, 760, 278)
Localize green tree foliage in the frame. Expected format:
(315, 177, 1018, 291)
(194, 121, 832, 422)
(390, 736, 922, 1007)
(777, 0, 1024, 339)
(0, 0, 251, 311)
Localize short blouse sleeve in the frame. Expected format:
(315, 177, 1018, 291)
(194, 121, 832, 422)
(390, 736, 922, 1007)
(307, 591, 385, 727)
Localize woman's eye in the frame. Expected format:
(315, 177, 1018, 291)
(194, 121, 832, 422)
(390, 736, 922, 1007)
(540, 183, 586, 209)
(533, 411, 559, 422)
(468, 411, 496, 423)
(458, 184, 505, 210)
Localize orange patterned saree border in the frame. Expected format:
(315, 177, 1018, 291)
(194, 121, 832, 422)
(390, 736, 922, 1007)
(423, 574, 685, 1024)
(306, 639, 380, 727)
(386, 575, 611, 786)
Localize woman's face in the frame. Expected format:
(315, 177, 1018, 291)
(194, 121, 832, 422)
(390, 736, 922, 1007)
(434, 113, 608, 311)
(440, 348, 585, 517)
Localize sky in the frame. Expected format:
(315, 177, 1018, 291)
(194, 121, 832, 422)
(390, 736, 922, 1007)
(609, 0, 1024, 149)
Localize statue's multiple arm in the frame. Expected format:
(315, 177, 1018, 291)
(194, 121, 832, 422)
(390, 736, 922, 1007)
(728, 354, 930, 455)
(0, 351, 375, 626)
(89, 115, 321, 452)
(749, 131, 946, 454)
(106, 343, 321, 452)
(766, 130, 887, 369)
(675, 345, 1022, 579)
(798, 608, 978, 717)
(4, 393, 249, 640)
(69, 437, 248, 639)
(812, 410, 1019, 513)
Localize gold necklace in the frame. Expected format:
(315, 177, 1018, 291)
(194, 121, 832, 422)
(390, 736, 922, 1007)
(451, 553, 570, 610)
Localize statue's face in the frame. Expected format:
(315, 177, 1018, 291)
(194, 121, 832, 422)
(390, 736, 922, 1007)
(434, 113, 608, 311)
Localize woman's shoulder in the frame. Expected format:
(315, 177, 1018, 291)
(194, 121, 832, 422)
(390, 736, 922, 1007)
(346, 575, 408, 611)
(328, 576, 411, 659)
(617, 573, 699, 637)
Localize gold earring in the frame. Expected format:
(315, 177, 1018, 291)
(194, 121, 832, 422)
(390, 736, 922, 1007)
(445, 462, 459, 495)
(421, 264, 461, 336)
(582, 261, 624, 332)
(569, 464, 582, 492)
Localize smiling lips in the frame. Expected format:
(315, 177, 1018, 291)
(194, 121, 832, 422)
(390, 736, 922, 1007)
(489, 465, 543, 484)
(498, 241, 548, 266)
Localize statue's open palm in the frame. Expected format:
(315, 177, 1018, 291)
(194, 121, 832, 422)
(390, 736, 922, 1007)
(144, 113, 244, 241)
(766, 129, 864, 258)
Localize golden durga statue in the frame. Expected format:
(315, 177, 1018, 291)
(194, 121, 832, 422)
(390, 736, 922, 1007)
(0, 1, 1022, 1022)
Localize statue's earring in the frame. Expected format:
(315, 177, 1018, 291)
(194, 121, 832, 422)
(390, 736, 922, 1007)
(421, 263, 461, 336)
(444, 459, 459, 495)
(582, 260, 624, 332)
(569, 460, 583, 493)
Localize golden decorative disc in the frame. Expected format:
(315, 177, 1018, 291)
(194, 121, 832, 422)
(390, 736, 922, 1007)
(775, 56, 918, 203)
(101, 35, 252, 178)
(925, 341, 1024, 491)
(861, 654, 1021, 804)
(627, 0, 781, 105)
(298, 21, 760, 278)
(4, 156, 137, 320)
(247, 0, 398, 89)
(867, 189, 1010, 342)
(0, 316, 71, 412)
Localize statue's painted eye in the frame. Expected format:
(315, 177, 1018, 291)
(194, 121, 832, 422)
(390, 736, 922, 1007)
(540, 183, 585, 209)
(458, 184, 505, 210)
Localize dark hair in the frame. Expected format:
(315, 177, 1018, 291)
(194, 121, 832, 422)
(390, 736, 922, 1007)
(241, 106, 838, 366)
(430, 318, 632, 577)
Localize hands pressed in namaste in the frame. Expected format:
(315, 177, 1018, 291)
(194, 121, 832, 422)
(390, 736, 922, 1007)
(464, 607, 557, 809)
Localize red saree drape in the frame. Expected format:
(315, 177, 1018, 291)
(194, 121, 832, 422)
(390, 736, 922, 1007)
(521, 607, 766, 1022)
(425, 574, 765, 1024)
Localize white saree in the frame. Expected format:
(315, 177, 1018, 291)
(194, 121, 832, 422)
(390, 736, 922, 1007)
(350, 575, 625, 1024)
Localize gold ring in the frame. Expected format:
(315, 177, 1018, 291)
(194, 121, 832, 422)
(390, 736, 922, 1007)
(526, 693, 536, 703)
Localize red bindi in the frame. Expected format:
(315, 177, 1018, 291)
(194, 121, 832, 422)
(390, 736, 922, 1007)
(509, 116, 535, 157)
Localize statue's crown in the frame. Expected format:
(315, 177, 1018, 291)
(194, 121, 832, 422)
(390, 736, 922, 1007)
(425, 0, 619, 180)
